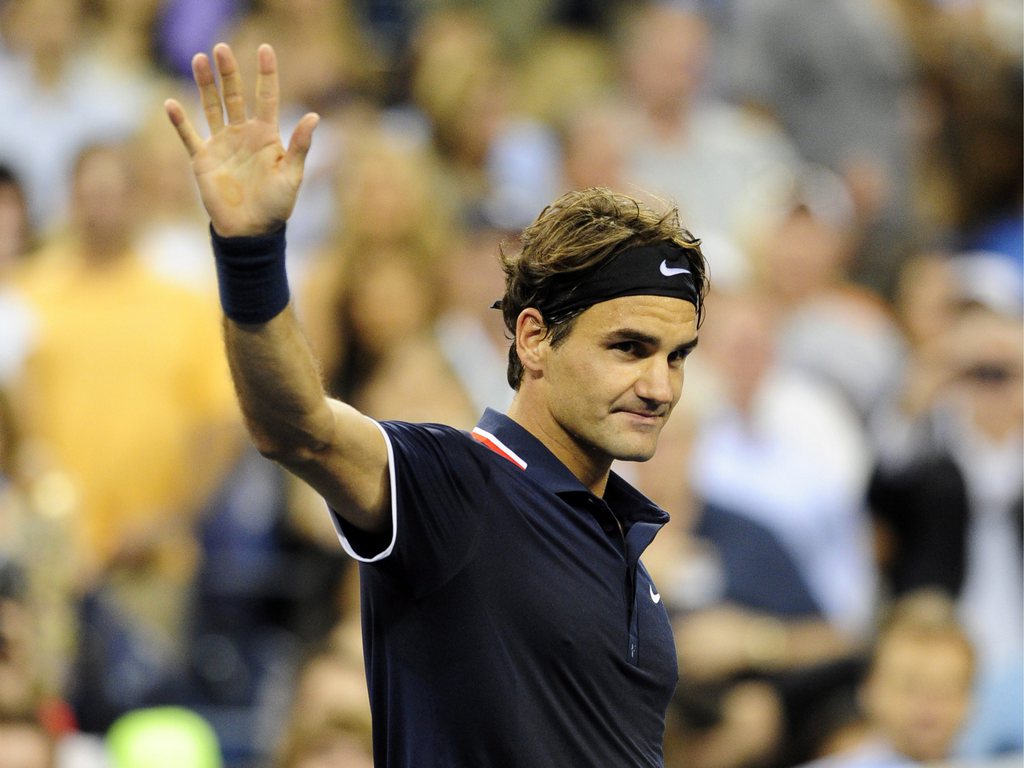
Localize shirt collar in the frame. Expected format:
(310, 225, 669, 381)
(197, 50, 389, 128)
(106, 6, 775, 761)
(473, 408, 669, 528)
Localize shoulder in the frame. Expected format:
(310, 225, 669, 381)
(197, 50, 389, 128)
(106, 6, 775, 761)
(378, 420, 479, 466)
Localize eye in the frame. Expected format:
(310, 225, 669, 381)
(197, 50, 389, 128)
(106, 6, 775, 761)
(611, 341, 643, 357)
(668, 349, 688, 367)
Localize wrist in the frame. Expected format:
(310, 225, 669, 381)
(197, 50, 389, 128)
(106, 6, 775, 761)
(211, 224, 290, 324)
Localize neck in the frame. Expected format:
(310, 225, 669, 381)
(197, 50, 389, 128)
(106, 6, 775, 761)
(645, 100, 688, 141)
(506, 394, 611, 496)
(79, 236, 132, 267)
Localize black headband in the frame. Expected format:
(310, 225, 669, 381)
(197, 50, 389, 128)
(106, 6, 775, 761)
(493, 242, 700, 320)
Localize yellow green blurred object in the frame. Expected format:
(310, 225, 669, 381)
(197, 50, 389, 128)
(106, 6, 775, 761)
(106, 707, 223, 768)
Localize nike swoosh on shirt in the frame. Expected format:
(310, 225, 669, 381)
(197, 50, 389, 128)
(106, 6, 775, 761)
(659, 260, 691, 277)
(649, 584, 661, 604)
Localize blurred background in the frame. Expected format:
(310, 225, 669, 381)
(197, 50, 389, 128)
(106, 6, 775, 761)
(0, 0, 1020, 766)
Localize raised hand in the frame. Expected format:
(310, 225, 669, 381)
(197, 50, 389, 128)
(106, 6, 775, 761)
(165, 43, 319, 237)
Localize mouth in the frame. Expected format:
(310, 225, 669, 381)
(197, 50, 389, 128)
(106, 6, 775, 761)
(617, 409, 667, 427)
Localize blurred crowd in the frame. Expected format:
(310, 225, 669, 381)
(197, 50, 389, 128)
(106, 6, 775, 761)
(0, 0, 1020, 766)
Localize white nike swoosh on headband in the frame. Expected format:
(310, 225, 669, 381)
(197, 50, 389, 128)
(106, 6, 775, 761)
(659, 260, 691, 277)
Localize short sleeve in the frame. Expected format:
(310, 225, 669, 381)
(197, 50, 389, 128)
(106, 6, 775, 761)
(331, 420, 494, 597)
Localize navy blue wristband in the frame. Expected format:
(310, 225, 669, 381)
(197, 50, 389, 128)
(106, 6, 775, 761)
(210, 224, 290, 324)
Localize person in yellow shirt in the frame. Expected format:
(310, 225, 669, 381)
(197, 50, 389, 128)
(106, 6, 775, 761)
(14, 142, 242, 637)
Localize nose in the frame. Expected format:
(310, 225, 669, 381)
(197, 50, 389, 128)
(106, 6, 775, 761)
(635, 356, 678, 407)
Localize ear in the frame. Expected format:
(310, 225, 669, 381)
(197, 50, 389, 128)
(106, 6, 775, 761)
(514, 308, 549, 378)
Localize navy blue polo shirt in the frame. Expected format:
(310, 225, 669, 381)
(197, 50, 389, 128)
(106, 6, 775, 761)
(333, 409, 678, 767)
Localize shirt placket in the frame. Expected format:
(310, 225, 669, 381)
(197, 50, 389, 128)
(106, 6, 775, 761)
(624, 522, 660, 667)
(585, 494, 643, 665)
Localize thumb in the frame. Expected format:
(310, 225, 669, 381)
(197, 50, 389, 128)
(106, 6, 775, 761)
(285, 112, 320, 175)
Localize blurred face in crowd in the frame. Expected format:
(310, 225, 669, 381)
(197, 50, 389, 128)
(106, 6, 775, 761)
(342, 148, 430, 246)
(562, 104, 629, 192)
(71, 146, 136, 256)
(2, 0, 79, 62)
(760, 208, 850, 304)
(623, 5, 709, 115)
(348, 254, 434, 358)
(946, 307, 1023, 438)
(699, 292, 777, 412)
(862, 629, 973, 761)
(0, 721, 53, 768)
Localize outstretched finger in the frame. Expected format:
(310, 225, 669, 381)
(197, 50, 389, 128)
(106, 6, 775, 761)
(165, 99, 204, 157)
(192, 53, 224, 134)
(214, 43, 247, 126)
(285, 112, 321, 174)
(254, 44, 279, 126)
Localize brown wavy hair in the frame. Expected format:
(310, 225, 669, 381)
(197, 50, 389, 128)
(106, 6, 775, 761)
(498, 187, 709, 388)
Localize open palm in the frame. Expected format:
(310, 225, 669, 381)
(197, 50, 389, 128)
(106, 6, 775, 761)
(165, 44, 319, 237)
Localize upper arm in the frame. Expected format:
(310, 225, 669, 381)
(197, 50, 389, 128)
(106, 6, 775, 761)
(275, 397, 391, 533)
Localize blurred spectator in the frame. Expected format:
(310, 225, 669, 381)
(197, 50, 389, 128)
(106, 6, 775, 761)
(131, 100, 216, 295)
(557, 100, 632, 194)
(406, 8, 560, 231)
(272, 633, 372, 768)
(434, 225, 515, 417)
(0, 0, 156, 234)
(869, 261, 1023, 756)
(182, 445, 361, 763)
(802, 591, 975, 766)
(300, 136, 477, 428)
(230, 0, 384, 265)
(892, 0, 1023, 266)
(417, 0, 629, 57)
(742, 166, 906, 422)
(0, 559, 107, 767)
(515, 27, 617, 133)
(81, 0, 165, 75)
(615, 1, 800, 246)
(689, 290, 876, 640)
(11, 143, 242, 731)
(663, 676, 785, 768)
(660, 290, 876, 766)
(0, 401, 78, 724)
(729, 0, 920, 297)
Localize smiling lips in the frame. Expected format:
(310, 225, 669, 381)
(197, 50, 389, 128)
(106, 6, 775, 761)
(618, 408, 666, 422)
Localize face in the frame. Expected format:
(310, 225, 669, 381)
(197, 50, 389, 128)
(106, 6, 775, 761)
(72, 149, 134, 248)
(947, 309, 1023, 435)
(526, 295, 698, 479)
(625, 6, 709, 111)
(862, 631, 973, 761)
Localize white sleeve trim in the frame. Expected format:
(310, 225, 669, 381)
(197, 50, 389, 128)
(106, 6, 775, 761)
(331, 420, 398, 563)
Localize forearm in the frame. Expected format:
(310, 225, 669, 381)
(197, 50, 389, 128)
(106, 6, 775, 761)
(744, 614, 862, 672)
(224, 306, 335, 462)
(215, 249, 389, 531)
(210, 224, 333, 459)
